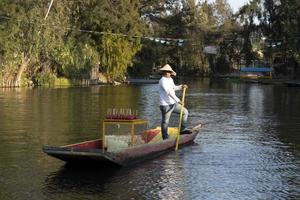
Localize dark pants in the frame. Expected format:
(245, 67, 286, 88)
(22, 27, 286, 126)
(160, 103, 188, 140)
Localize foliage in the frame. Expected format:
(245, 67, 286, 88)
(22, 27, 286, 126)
(0, 0, 144, 86)
(100, 34, 141, 80)
(0, 0, 299, 86)
(35, 70, 57, 87)
(54, 77, 71, 86)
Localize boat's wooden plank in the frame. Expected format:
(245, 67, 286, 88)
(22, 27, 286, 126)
(43, 146, 123, 165)
(43, 123, 202, 166)
(112, 131, 198, 166)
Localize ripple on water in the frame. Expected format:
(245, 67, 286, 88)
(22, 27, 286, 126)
(1, 80, 300, 200)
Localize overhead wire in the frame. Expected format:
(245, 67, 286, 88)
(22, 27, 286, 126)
(0, 15, 299, 45)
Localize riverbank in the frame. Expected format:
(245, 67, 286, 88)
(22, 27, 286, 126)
(0, 76, 125, 88)
(216, 73, 300, 86)
(229, 78, 300, 86)
(1, 74, 300, 88)
(127, 78, 159, 84)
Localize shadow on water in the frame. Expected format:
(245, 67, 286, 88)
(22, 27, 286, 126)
(43, 163, 121, 196)
(42, 148, 195, 199)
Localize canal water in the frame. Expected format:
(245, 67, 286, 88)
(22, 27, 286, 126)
(0, 78, 299, 200)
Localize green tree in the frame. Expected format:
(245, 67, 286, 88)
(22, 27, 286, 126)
(0, 0, 145, 86)
(237, 0, 261, 67)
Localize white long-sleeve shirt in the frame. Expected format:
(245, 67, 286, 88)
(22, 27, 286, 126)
(159, 76, 182, 106)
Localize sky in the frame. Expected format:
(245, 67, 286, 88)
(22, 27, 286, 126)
(208, 0, 250, 12)
(227, 0, 249, 12)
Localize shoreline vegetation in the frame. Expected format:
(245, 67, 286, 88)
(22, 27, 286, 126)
(0, 74, 123, 88)
(1, 75, 298, 88)
(0, 1, 299, 88)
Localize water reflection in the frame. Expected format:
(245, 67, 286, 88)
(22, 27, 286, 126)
(140, 157, 185, 200)
(1, 79, 300, 199)
(44, 165, 119, 199)
(44, 155, 187, 200)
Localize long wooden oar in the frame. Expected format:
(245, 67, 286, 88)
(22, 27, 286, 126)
(175, 86, 187, 151)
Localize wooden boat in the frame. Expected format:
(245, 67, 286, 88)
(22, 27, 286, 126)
(285, 81, 300, 87)
(43, 124, 202, 167)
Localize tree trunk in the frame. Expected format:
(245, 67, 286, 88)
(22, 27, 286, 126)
(14, 53, 29, 87)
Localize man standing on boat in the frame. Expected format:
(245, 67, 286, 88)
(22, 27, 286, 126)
(158, 64, 189, 140)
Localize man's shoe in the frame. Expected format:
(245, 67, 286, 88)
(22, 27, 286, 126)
(180, 128, 192, 134)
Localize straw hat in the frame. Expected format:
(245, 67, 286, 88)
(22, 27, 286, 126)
(159, 64, 176, 76)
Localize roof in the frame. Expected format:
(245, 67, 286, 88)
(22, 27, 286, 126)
(240, 67, 272, 72)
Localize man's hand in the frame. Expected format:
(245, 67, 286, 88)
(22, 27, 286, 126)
(182, 84, 188, 89)
(178, 101, 184, 105)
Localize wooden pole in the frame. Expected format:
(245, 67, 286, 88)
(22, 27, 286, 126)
(102, 122, 106, 152)
(175, 87, 187, 151)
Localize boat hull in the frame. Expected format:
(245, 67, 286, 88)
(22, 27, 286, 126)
(43, 124, 202, 166)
